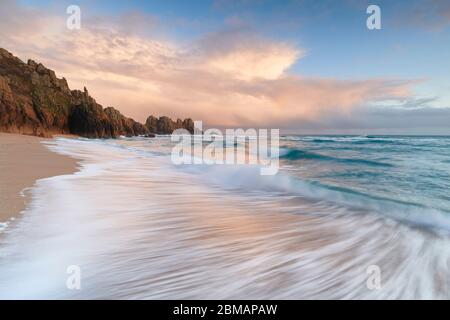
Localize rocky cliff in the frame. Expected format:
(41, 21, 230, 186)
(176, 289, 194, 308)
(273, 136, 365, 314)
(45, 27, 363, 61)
(0, 48, 193, 138)
(145, 115, 194, 135)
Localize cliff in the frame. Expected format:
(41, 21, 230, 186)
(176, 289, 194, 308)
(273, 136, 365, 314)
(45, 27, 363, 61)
(146, 115, 194, 135)
(0, 48, 193, 138)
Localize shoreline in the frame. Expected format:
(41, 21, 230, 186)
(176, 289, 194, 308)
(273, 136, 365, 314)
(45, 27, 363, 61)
(0, 133, 79, 225)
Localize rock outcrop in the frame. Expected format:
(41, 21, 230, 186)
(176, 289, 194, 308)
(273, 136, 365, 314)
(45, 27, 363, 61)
(0, 48, 194, 138)
(145, 115, 194, 134)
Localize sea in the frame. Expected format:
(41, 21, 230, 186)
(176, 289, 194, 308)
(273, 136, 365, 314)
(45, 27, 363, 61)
(1, 135, 450, 299)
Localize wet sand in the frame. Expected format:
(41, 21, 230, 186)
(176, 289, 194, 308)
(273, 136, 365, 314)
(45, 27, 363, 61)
(0, 133, 78, 223)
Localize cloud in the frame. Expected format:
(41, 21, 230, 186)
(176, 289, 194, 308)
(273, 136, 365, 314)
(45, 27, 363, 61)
(1, 0, 446, 133)
(195, 29, 302, 80)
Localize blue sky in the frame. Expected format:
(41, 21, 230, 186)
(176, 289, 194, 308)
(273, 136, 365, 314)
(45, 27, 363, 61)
(8, 0, 450, 133)
(20, 0, 450, 75)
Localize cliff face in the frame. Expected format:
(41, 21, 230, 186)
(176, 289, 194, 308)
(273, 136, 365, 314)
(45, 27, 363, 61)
(0, 48, 69, 137)
(0, 48, 193, 138)
(68, 88, 149, 138)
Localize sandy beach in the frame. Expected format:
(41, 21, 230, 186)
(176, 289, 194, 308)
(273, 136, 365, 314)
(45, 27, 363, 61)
(0, 133, 78, 223)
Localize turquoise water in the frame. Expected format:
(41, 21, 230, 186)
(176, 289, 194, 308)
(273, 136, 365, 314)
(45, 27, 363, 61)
(279, 135, 450, 229)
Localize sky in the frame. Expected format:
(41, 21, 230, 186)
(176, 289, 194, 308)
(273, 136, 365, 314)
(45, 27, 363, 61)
(1, 0, 450, 134)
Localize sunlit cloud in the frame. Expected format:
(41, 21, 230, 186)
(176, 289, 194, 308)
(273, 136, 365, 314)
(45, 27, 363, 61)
(194, 29, 302, 80)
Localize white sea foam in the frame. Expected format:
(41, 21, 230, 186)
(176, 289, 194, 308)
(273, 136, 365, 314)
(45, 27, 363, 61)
(0, 137, 449, 299)
(0, 222, 8, 232)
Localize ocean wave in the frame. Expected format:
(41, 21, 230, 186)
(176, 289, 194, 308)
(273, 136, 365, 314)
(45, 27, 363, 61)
(350, 138, 408, 145)
(65, 138, 445, 233)
(281, 135, 414, 146)
(279, 147, 394, 167)
(56, 138, 445, 233)
(183, 162, 450, 234)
